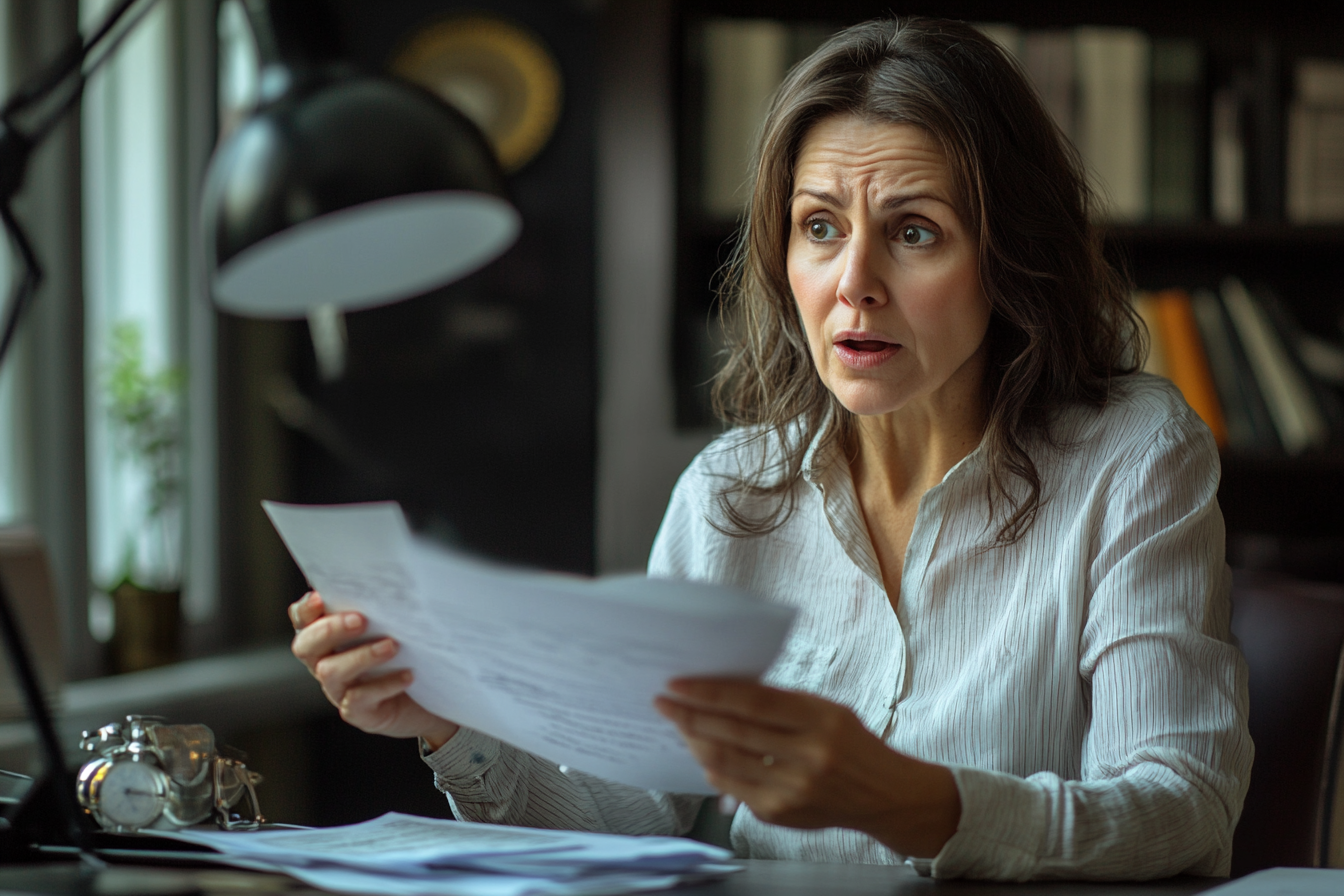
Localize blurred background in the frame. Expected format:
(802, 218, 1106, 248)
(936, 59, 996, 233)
(0, 0, 1341, 826)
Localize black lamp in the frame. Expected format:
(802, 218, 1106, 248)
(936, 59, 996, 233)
(0, 0, 520, 873)
(205, 0, 519, 317)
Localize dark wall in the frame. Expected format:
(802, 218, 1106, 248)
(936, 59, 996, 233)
(291, 0, 600, 575)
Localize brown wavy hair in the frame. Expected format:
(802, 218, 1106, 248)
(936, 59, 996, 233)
(711, 16, 1144, 545)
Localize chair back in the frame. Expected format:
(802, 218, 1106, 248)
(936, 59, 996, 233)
(1230, 571, 1344, 873)
(0, 527, 64, 721)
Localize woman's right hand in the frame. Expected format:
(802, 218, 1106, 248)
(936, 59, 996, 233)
(289, 591, 460, 750)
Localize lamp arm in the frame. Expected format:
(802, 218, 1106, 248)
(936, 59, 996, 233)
(0, 0, 153, 205)
(0, 575, 95, 858)
(0, 0, 163, 863)
(0, 206, 41, 376)
(2, 0, 143, 124)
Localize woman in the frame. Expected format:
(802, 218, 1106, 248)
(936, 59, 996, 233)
(290, 17, 1251, 881)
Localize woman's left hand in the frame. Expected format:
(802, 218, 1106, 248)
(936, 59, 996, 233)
(654, 679, 961, 858)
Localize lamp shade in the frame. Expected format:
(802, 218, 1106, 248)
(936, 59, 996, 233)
(203, 70, 520, 317)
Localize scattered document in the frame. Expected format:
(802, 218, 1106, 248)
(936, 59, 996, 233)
(264, 501, 795, 793)
(1198, 868, 1344, 896)
(160, 812, 738, 896)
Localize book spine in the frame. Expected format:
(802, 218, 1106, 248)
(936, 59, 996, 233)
(1247, 42, 1284, 220)
(1190, 289, 1269, 451)
(1211, 84, 1247, 224)
(699, 19, 790, 218)
(1075, 27, 1151, 222)
(1154, 289, 1228, 447)
(1220, 276, 1329, 454)
(1286, 102, 1317, 222)
(1245, 281, 1344, 435)
(1133, 291, 1169, 380)
(1023, 30, 1076, 144)
(1149, 39, 1204, 221)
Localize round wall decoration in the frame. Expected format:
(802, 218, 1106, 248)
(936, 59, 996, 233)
(391, 16, 563, 173)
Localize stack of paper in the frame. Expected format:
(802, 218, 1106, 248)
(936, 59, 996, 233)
(161, 813, 738, 896)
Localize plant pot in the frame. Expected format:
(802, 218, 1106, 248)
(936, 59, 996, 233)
(109, 583, 181, 674)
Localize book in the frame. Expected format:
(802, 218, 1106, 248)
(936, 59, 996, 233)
(1074, 27, 1151, 222)
(699, 18, 790, 218)
(1298, 333, 1344, 386)
(1149, 39, 1204, 221)
(973, 22, 1023, 62)
(1211, 83, 1247, 224)
(1286, 58, 1344, 223)
(1244, 281, 1344, 434)
(1190, 288, 1278, 451)
(1220, 276, 1329, 454)
(1246, 43, 1283, 220)
(1133, 291, 1169, 379)
(1298, 58, 1344, 104)
(1022, 30, 1076, 143)
(1153, 289, 1228, 447)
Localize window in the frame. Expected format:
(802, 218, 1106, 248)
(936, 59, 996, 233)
(0, 0, 30, 528)
(81, 0, 218, 637)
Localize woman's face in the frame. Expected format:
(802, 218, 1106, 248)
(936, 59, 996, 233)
(787, 115, 991, 419)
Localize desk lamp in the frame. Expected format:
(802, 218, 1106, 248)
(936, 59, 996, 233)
(0, 0, 518, 877)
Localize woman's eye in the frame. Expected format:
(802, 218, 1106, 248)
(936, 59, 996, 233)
(806, 220, 839, 240)
(899, 224, 936, 246)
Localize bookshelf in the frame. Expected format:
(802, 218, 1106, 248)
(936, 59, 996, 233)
(670, 1, 1344, 568)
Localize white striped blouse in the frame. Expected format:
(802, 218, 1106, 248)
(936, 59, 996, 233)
(423, 373, 1252, 881)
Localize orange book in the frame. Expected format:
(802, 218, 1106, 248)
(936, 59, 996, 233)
(1132, 291, 1169, 379)
(1153, 288, 1229, 447)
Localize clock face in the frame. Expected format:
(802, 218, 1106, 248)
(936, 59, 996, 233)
(95, 759, 167, 830)
(391, 16, 563, 173)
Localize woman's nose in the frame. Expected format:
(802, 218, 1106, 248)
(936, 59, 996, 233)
(836, 232, 889, 309)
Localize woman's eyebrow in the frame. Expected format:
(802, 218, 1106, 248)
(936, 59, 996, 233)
(789, 188, 946, 210)
(790, 188, 844, 207)
(876, 192, 941, 210)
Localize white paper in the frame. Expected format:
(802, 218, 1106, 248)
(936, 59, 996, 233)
(1198, 868, 1344, 896)
(163, 812, 730, 869)
(264, 502, 795, 793)
(261, 863, 734, 896)
(157, 813, 739, 896)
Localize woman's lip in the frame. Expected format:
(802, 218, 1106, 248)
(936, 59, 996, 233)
(833, 340, 901, 369)
(833, 330, 895, 343)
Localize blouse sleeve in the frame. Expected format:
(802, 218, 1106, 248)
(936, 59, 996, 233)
(419, 463, 712, 836)
(422, 728, 702, 835)
(930, 412, 1253, 881)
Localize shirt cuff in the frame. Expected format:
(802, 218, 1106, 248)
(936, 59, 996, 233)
(420, 727, 502, 795)
(929, 764, 1048, 881)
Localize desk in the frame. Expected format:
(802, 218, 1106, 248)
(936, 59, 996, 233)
(691, 861, 1220, 896)
(0, 858, 1227, 896)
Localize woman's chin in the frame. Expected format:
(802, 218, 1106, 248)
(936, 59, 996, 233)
(829, 382, 910, 419)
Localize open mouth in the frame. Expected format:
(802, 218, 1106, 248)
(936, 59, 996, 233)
(833, 337, 900, 368)
(839, 339, 894, 353)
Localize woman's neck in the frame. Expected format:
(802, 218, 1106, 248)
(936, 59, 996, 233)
(849, 356, 989, 505)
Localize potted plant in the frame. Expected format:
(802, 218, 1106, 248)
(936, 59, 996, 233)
(102, 321, 184, 673)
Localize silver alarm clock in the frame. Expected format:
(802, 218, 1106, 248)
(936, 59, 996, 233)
(76, 716, 264, 832)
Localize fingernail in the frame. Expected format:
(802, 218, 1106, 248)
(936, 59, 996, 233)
(344, 613, 361, 630)
(401, 670, 413, 683)
(306, 592, 319, 605)
(374, 639, 397, 658)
